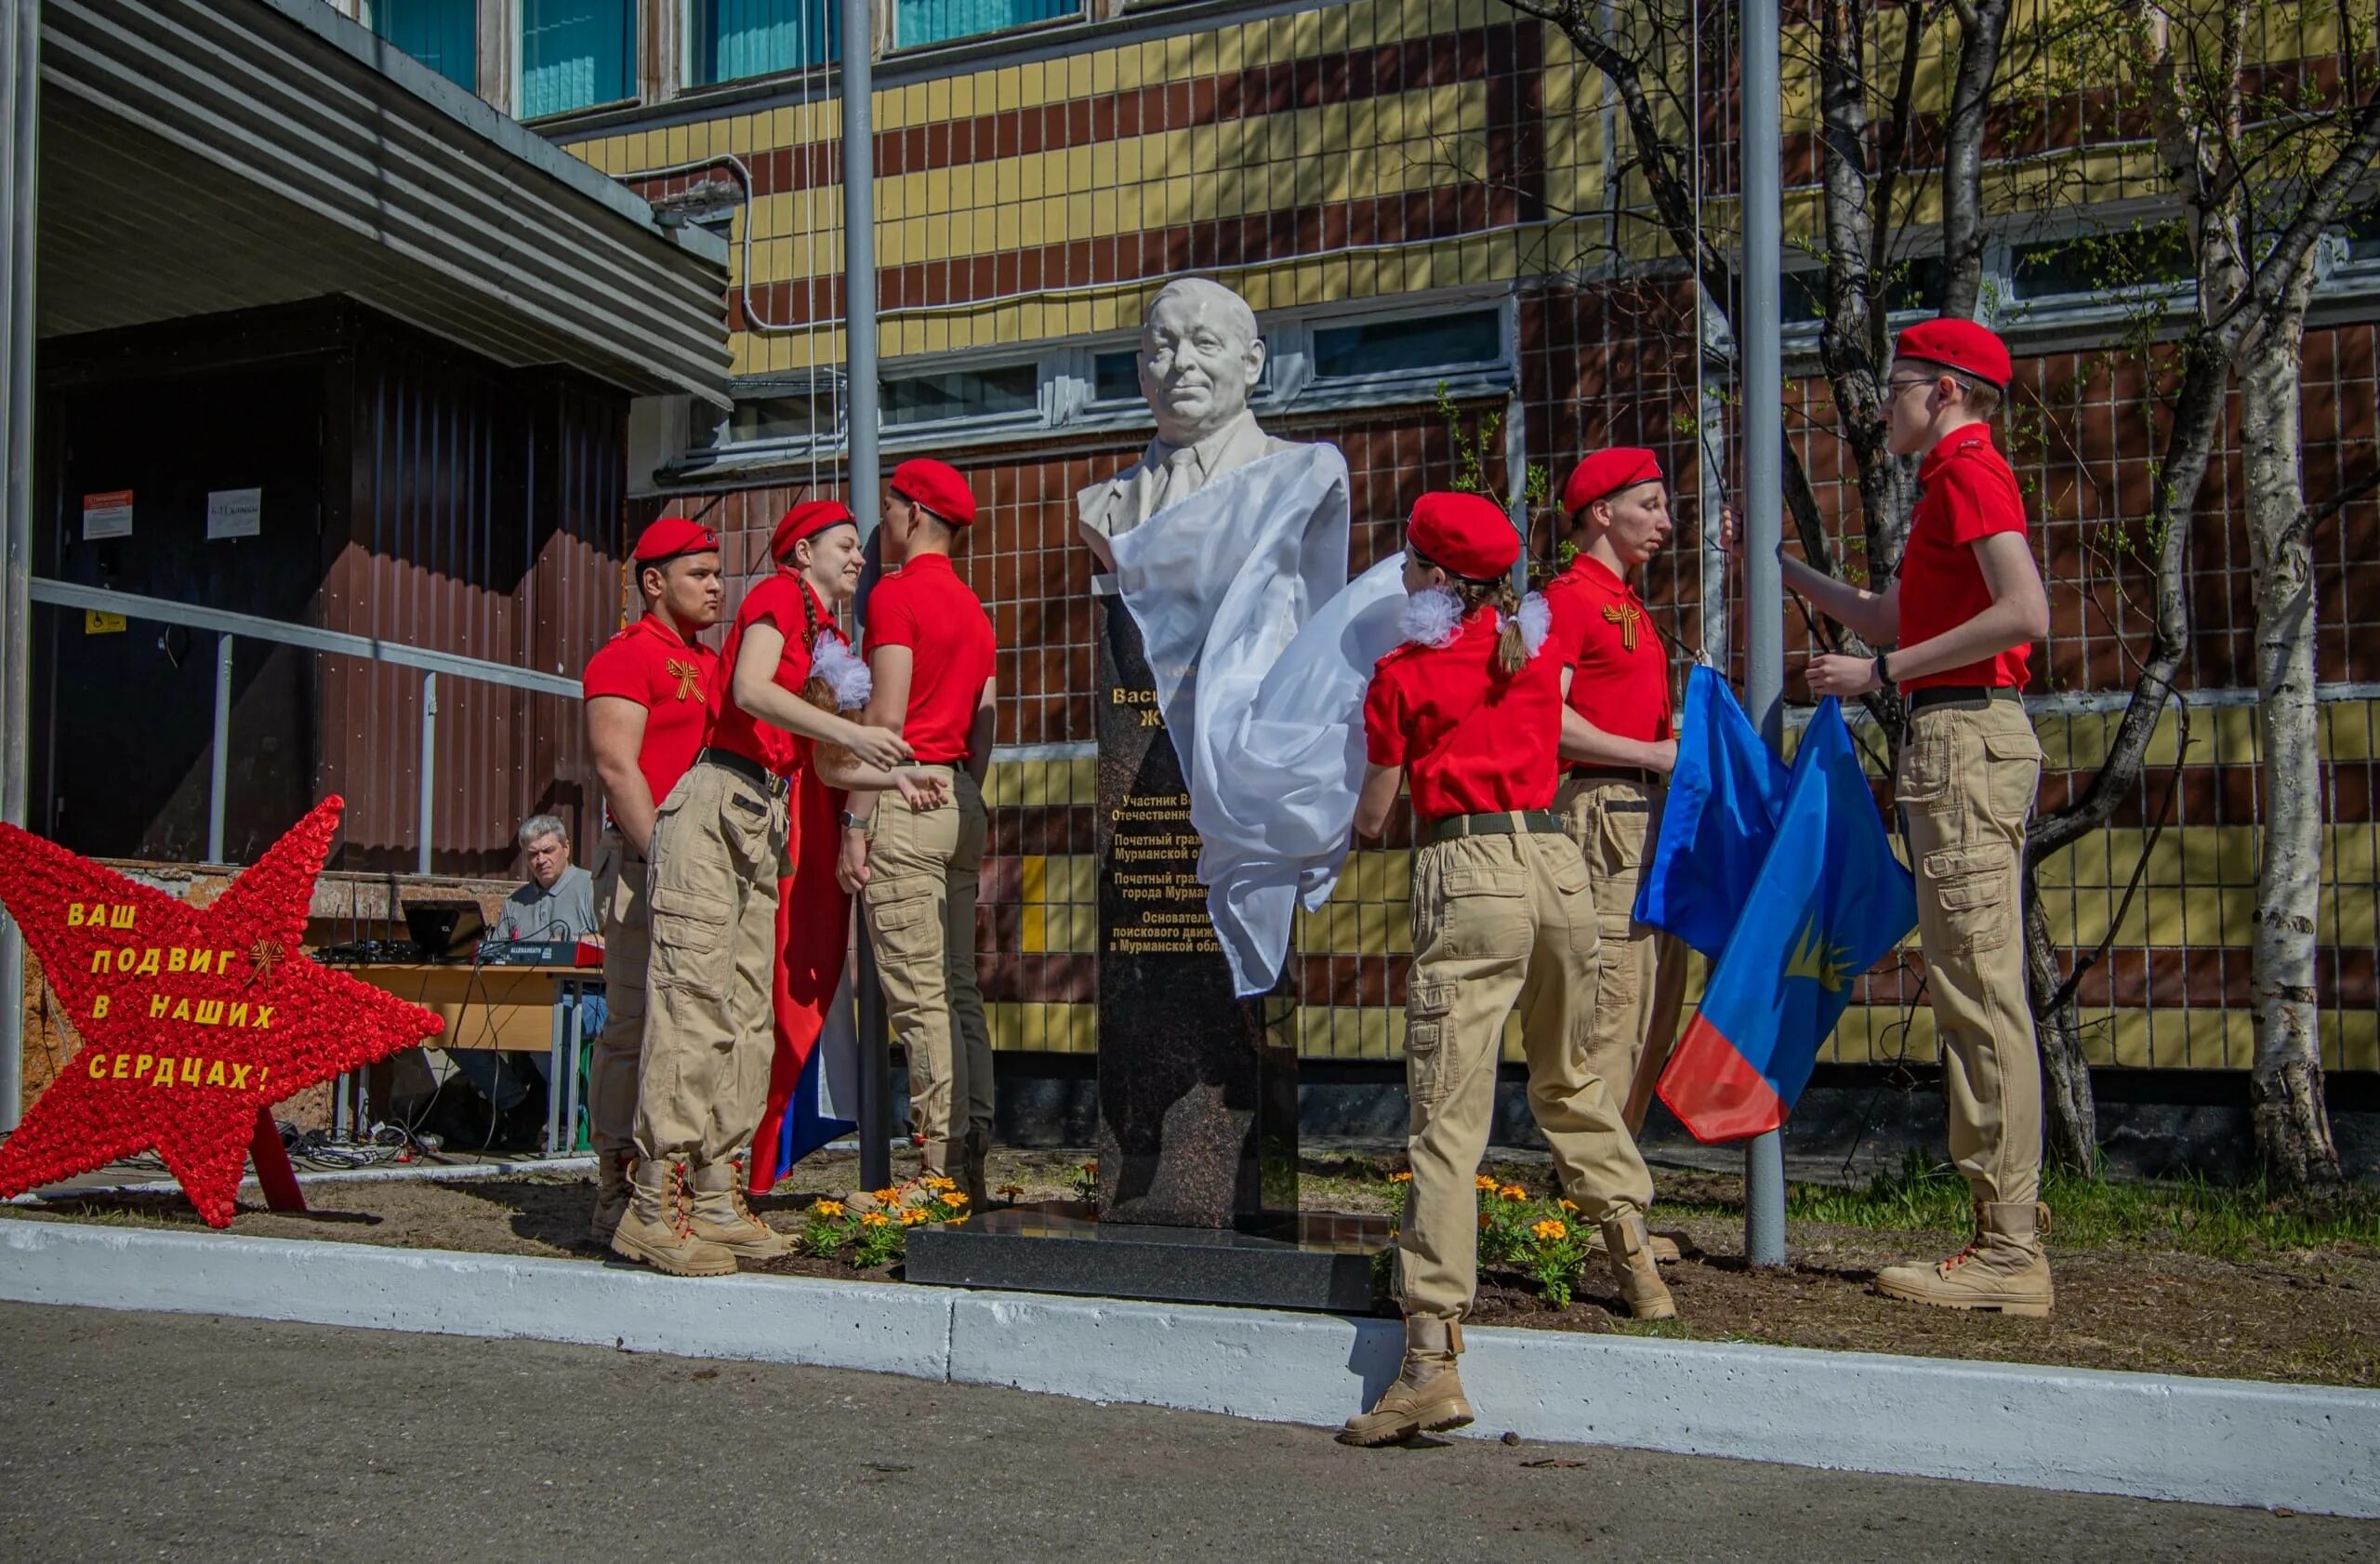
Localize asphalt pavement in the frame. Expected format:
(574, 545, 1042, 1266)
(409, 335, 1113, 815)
(0, 1302, 2367, 1563)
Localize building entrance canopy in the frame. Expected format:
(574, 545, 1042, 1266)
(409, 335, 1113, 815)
(36, 0, 730, 404)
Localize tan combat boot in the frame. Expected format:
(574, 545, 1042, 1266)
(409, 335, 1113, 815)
(611, 1159, 736, 1277)
(1602, 1214, 1678, 1320)
(1875, 1200, 2054, 1317)
(587, 1147, 635, 1245)
(687, 1158, 799, 1260)
(1584, 1224, 1683, 1265)
(960, 1126, 992, 1211)
(1338, 1318, 1475, 1447)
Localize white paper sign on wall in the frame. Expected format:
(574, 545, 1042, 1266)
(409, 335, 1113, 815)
(205, 488, 262, 540)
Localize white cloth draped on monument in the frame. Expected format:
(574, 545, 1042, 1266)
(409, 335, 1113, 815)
(1107, 444, 1404, 996)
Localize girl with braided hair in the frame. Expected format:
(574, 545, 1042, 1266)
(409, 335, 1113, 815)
(1339, 491, 1675, 1448)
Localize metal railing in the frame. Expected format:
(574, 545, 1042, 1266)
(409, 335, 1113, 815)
(29, 578, 584, 870)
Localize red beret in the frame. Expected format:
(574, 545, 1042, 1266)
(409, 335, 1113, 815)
(1895, 316, 2011, 390)
(770, 499, 854, 560)
(892, 458, 976, 526)
(1407, 491, 1519, 581)
(631, 516, 720, 563)
(1561, 447, 1664, 517)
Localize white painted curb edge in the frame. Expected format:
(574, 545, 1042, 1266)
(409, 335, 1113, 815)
(3, 1218, 2373, 1518)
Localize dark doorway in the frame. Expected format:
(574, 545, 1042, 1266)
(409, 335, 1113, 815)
(36, 363, 325, 863)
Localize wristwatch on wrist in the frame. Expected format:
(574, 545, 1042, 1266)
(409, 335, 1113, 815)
(1873, 648, 1893, 687)
(840, 809, 871, 835)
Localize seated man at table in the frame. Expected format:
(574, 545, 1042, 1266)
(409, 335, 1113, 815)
(452, 815, 606, 1146)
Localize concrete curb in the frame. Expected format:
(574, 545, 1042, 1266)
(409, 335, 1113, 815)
(3, 1218, 2374, 1518)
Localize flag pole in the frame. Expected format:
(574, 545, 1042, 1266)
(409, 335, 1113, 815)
(841, 0, 892, 1194)
(1739, 0, 1790, 1266)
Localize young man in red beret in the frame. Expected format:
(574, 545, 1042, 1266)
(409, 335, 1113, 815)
(1738, 316, 2053, 1314)
(1543, 446, 1690, 1265)
(839, 459, 1000, 1205)
(613, 505, 919, 1277)
(580, 516, 723, 1243)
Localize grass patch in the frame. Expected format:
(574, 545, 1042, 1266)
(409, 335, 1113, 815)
(1787, 1152, 2380, 1262)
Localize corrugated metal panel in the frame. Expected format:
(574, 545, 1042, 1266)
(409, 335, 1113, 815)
(314, 315, 626, 876)
(37, 0, 730, 404)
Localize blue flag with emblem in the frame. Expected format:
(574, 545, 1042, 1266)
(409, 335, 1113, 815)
(1656, 698, 1919, 1143)
(1633, 664, 1792, 958)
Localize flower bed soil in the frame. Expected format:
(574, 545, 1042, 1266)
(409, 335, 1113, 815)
(7, 1148, 2375, 1390)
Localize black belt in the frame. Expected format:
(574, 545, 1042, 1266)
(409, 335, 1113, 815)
(1425, 809, 1565, 845)
(696, 747, 788, 798)
(1908, 686, 2022, 714)
(1568, 766, 1658, 788)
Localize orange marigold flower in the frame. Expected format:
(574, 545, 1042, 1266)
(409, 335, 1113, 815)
(873, 1188, 899, 1203)
(1081, 1160, 1099, 1175)
(860, 1212, 892, 1228)
(1388, 1171, 1413, 1184)
(1531, 1218, 1568, 1242)
(813, 1200, 846, 1219)
(925, 1176, 957, 1192)
(1474, 1173, 1500, 1192)
(941, 1190, 970, 1206)
(1557, 1198, 1579, 1213)
(899, 1208, 930, 1226)
(997, 1183, 1025, 1199)
(1498, 1185, 1527, 1201)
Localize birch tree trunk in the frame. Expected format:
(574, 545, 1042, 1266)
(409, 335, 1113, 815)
(2238, 300, 2342, 1188)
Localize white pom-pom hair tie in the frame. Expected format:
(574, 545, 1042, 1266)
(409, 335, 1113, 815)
(1396, 585, 1465, 648)
(1516, 592, 1552, 659)
(810, 634, 873, 711)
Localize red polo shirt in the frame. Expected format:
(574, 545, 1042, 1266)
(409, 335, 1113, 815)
(1897, 424, 2032, 691)
(1364, 610, 1563, 819)
(708, 572, 845, 777)
(581, 615, 719, 807)
(1543, 554, 1673, 748)
(863, 554, 995, 766)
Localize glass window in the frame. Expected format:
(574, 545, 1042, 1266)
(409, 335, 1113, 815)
(688, 0, 840, 86)
(1311, 309, 1500, 379)
(723, 392, 843, 446)
(882, 364, 1039, 428)
(892, 0, 1079, 50)
(2337, 207, 2380, 262)
(1091, 350, 1141, 403)
(1778, 272, 1825, 324)
(520, 0, 636, 119)
(372, 0, 478, 90)
(2010, 226, 2190, 300)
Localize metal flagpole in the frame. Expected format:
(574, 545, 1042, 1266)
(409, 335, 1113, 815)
(1739, 0, 1789, 1266)
(841, 0, 892, 1192)
(0, 0, 42, 1133)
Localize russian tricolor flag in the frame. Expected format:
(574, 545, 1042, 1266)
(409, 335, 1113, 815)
(1648, 691, 1918, 1144)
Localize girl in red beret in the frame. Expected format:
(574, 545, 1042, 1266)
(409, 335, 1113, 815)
(1340, 492, 1675, 1449)
(1730, 314, 2053, 1316)
(613, 500, 939, 1278)
(838, 459, 1001, 1207)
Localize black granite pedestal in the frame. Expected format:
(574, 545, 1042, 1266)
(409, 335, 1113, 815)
(907, 1201, 1392, 1312)
(907, 588, 1390, 1311)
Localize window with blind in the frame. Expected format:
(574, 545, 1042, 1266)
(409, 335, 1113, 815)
(688, 0, 841, 86)
(371, 0, 478, 90)
(520, 0, 636, 119)
(892, 0, 1080, 49)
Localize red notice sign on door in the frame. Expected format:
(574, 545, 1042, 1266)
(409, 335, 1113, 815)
(81, 491, 133, 541)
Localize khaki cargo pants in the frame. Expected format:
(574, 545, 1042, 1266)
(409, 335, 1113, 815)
(861, 766, 991, 1174)
(587, 827, 647, 1159)
(1897, 698, 2043, 1209)
(1397, 827, 1657, 1324)
(1556, 775, 1690, 1132)
(632, 760, 788, 1172)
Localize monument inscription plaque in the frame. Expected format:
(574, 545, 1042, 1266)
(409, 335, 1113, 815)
(1093, 590, 1298, 1226)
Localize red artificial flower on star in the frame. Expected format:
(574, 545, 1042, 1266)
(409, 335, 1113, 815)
(0, 796, 442, 1226)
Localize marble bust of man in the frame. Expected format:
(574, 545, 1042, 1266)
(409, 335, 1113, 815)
(1077, 278, 1299, 570)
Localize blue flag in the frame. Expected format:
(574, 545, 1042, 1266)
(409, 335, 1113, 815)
(1657, 700, 1919, 1143)
(1634, 664, 1791, 958)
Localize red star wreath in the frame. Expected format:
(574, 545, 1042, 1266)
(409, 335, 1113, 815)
(0, 797, 443, 1226)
